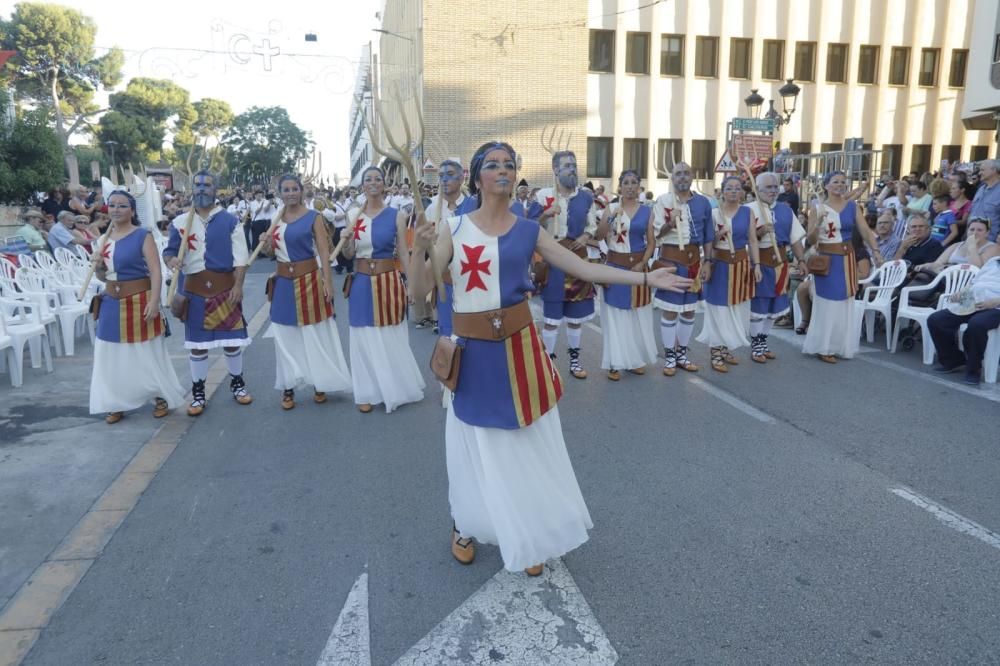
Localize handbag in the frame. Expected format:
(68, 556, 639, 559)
(806, 254, 830, 276)
(531, 260, 549, 289)
(430, 335, 462, 391)
(169, 293, 189, 321)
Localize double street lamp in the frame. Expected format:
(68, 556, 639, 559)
(744, 79, 801, 127)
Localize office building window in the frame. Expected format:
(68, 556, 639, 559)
(763, 40, 784, 80)
(587, 137, 613, 178)
(948, 49, 967, 88)
(910, 145, 931, 175)
(941, 145, 961, 166)
(695, 37, 718, 78)
(623, 139, 648, 179)
(858, 45, 879, 85)
(970, 146, 989, 162)
(730, 38, 752, 80)
(794, 42, 816, 82)
(589, 30, 615, 73)
(657, 139, 683, 173)
(889, 47, 909, 85)
(918, 48, 939, 87)
(626, 32, 651, 75)
(882, 144, 902, 178)
(660, 34, 684, 76)
(691, 140, 716, 180)
(826, 43, 849, 83)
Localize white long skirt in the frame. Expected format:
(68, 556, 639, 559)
(89, 338, 185, 414)
(272, 319, 352, 393)
(696, 302, 751, 349)
(447, 405, 593, 572)
(802, 295, 859, 358)
(349, 322, 425, 412)
(600, 300, 658, 370)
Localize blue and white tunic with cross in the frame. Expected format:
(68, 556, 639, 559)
(348, 207, 407, 328)
(652, 191, 714, 313)
(427, 194, 479, 337)
(603, 203, 653, 311)
(749, 200, 805, 316)
(269, 210, 332, 327)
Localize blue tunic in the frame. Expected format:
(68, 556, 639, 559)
(604, 205, 651, 311)
(654, 192, 714, 310)
(814, 203, 857, 302)
(437, 196, 481, 337)
(751, 202, 795, 315)
(96, 229, 163, 343)
(534, 189, 597, 322)
(269, 211, 331, 327)
(348, 207, 406, 328)
(704, 206, 753, 307)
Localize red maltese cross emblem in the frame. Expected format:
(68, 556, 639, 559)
(460, 244, 491, 292)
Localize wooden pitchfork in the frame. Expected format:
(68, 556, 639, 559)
(363, 83, 446, 301)
(738, 159, 783, 266)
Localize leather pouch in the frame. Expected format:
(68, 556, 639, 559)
(170, 294, 189, 321)
(430, 335, 462, 391)
(806, 254, 830, 276)
(89, 294, 101, 321)
(342, 272, 354, 298)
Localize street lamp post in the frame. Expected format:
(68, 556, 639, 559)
(744, 89, 765, 118)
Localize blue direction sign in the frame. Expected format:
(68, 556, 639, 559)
(732, 117, 776, 132)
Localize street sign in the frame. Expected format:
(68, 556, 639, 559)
(732, 117, 776, 132)
(715, 150, 738, 173)
(732, 134, 774, 163)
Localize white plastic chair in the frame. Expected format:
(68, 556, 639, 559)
(16, 266, 87, 355)
(33, 250, 57, 272)
(74, 244, 92, 261)
(891, 264, 979, 365)
(957, 325, 1000, 384)
(11, 267, 64, 357)
(54, 246, 80, 267)
(0, 313, 15, 386)
(0, 256, 18, 280)
(0, 296, 53, 385)
(854, 259, 908, 349)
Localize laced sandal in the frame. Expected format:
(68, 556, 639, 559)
(358, 403, 373, 413)
(795, 320, 809, 335)
(525, 564, 544, 577)
(281, 389, 295, 410)
(628, 367, 645, 375)
(451, 525, 475, 565)
(762, 334, 776, 359)
(568, 348, 587, 379)
(152, 397, 169, 418)
(607, 369, 620, 381)
(711, 347, 729, 373)
(818, 354, 838, 364)
(662, 348, 677, 377)
(676, 346, 699, 372)
(751, 335, 768, 364)
(230, 374, 253, 405)
(313, 391, 327, 404)
(105, 411, 124, 424)
(722, 347, 739, 365)
(187, 380, 206, 416)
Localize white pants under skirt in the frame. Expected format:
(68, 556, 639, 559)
(349, 322, 425, 412)
(446, 405, 593, 571)
(696, 302, 750, 349)
(802, 295, 859, 358)
(272, 319, 352, 393)
(89, 338, 185, 414)
(600, 300, 658, 370)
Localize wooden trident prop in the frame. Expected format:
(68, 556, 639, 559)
(737, 159, 783, 266)
(363, 83, 446, 300)
(78, 175, 151, 300)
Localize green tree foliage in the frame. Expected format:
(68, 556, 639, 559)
(0, 2, 123, 182)
(0, 108, 65, 203)
(97, 77, 191, 165)
(223, 106, 311, 184)
(173, 98, 233, 176)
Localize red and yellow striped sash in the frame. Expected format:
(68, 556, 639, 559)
(372, 270, 407, 327)
(506, 324, 563, 428)
(631, 283, 652, 308)
(844, 247, 858, 298)
(774, 261, 790, 296)
(293, 270, 333, 326)
(203, 291, 245, 331)
(118, 291, 164, 343)
(726, 257, 755, 305)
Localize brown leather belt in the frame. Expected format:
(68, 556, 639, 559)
(758, 245, 789, 267)
(713, 247, 749, 264)
(184, 270, 235, 298)
(353, 258, 397, 275)
(452, 300, 533, 341)
(276, 257, 319, 279)
(103, 277, 152, 299)
(557, 238, 587, 259)
(607, 250, 645, 267)
(818, 242, 851, 256)
(658, 244, 700, 266)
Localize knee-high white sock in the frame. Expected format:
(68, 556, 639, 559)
(224, 349, 244, 376)
(566, 326, 582, 350)
(750, 316, 765, 337)
(189, 353, 209, 383)
(660, 318, 677, 350)
(677, 316, 695, 346)
(542, 327, 558, 356)
(762, 317, 776, 334)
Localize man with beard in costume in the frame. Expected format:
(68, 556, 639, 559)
(164, 170, 253, 415)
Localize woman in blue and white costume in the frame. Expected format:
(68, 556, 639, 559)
(342, 166, 425, 413)
(410, 142, 693, 576)
(802, 171, 881, 363)
(597, 170, 658, 380)
(696, 176, 761, 372)
(262, 174, 352, 410)
(90, 191, 184, 424)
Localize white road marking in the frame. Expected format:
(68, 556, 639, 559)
(857, 355, 1000, 403)
(890, 487, 1000, 551)
(317, 572, 371, 666)
(687, 376, 777, 424)
(394, 559, 618, 665)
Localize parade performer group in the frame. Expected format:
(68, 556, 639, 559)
(409, 141, 692, 575)
(164, 171, 253, 416)
(261, 174, 352, 409)
(88, 190, 184, 423)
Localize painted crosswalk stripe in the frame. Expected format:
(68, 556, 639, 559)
(317, 573, 371, 666)
(890, 487, 1000, 551)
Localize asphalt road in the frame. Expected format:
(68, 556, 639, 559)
(19, 263, 1000, 664)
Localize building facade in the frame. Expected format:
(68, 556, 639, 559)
(961, 0, 1000, 132)
(366, 0, 995, 193)
(348, 43, 375, 186)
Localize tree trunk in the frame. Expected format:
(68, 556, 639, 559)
(47, 68, 80, 187)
